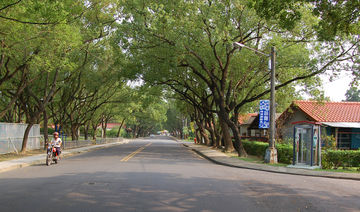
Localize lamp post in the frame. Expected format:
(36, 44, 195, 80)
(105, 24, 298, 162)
(233, 42, 278, 163)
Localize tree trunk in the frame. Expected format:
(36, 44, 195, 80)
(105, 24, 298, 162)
(116, 118, 126, 137)
(103, 122, 108, 138)
(224, 110, 248, 157)
(211, 115, 221, 148)
(133, 125, 138, 138)
(21, 123, 34, 153)
(204, 117, 216, 146)
(215, 131, 221, 148)
(201, 129, 210, 145)
(228, 120, 248, 157)
(71, 125, 79, 141)
(43, 110, 49, 149)
(92, 124, 97, 140)
(179, 129, 183, 139)
(218, 114, 235, 152)
(84, 124, 89, 140)
(197, 120, 210, 146)
(195, 128, 201, 144)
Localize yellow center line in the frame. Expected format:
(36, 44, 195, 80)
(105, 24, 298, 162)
(120, 143, 152, 162)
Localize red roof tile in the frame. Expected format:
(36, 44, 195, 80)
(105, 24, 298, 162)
(238, 113, 258, 124)
(294, 100, 360, 122)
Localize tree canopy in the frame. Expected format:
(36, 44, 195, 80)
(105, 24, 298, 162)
(1, 0, 358, 156)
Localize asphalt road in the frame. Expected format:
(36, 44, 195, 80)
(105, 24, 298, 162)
(0, 136, 359, 212)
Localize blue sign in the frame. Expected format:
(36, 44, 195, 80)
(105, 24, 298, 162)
(259, 100, 270, 129)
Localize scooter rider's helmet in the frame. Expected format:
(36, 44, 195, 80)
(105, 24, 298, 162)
(53, 132, 59, 136)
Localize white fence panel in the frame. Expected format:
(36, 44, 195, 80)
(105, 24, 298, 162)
(0, 123, 41, 154)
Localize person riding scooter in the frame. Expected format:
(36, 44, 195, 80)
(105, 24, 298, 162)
(51, 132, 62, 161)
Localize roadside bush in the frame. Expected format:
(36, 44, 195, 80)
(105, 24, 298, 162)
(242, 141, 268, 157)
(242, 141, 360, 169)
(107, 127, 119, 137)
(276, 144, 293, 164)
(322, 150, 360, 169)
(242, 140, 293, 164)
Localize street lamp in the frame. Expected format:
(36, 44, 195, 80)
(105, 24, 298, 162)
(233, 42, 278, 163)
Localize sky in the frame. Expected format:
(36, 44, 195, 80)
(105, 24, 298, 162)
(321, 71, 353, 102)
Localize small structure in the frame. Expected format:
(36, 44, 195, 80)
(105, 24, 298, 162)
(289, 121, 321, 169)
(243, 113, 281, 142)
(238, 113, 258, 137)
(277, 100, 360, 150)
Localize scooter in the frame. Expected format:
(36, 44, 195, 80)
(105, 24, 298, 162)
(46, 144, 58, 166)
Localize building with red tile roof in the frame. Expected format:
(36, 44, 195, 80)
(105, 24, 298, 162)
(238, 113, 259, 138)
(238, 113, 258, 125)
(292, 100, 360, 122)
(278, 100, 360, 150)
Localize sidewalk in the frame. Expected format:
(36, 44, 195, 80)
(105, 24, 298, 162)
(0, 139, 130, 174)
(181, 141, 360, 181)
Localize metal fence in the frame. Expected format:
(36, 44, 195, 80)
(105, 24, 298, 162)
(62, 137, 123, 149)
(0, 123, 41, 154)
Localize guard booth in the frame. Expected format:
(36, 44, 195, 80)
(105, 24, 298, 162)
(291, 121, 321, 168)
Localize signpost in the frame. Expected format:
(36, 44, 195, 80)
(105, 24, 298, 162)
(259, 100, 270, 129)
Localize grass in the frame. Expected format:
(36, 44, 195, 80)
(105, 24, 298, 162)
(229, 154, 288, 167)
(314, 167, 360, 174)
(0, 149, 46, 162)
(227, 152, 263, 163)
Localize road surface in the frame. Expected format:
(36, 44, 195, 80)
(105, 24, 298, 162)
(0, 136, 359, 211)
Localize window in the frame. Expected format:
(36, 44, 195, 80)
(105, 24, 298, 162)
(337, 128, 352, 149)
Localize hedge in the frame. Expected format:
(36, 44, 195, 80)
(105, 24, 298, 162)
(242, 141, 268, 157)
(241, 140, 360, 169)
(322, 150, 360, 169)
(242, 140, 293, 164)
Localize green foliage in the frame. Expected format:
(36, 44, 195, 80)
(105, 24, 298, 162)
(345, 86, 360, 102)
(40, 127, 55, 135)
(250, 0, 360, 40)
(322, 150, 360, 169)
(322, 135, 337, 151)
(242, 140, 293, 164)
(242, 141, 269, 157)
(164, 100, 185, 134)
(276, 144, 293, 164)
(106, 128, 120, 138)
(182, 126, 189, 135)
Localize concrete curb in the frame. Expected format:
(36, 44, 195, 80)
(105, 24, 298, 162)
(180, 142, 360, 181)
(0, 139, 130, 174)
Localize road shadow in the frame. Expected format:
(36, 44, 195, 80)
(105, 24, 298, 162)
(0, 170, 359, 212)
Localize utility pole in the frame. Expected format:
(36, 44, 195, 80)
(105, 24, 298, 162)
(233, 43, 278, 163)
(264, 47, 278, 163)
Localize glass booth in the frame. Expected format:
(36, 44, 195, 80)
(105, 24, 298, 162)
(292, 121, 321, 168)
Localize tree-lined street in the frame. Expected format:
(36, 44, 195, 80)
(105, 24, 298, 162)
(1, 1, 360, 211)
(0, 137, 359, 212)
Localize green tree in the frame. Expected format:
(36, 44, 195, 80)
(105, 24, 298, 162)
(250, 0, 360, 40)
(119, 1, 355, 156)
(345, 86, 360, 102)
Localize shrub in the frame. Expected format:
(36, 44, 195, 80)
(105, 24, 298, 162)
(322, 150, 360, 169)
(322, 135, 336, 151)
(276, 144, 293, 164)
(106, 127, 120, 137)
(242, 141, 268, 157)
(241, 141, 360, 169)
(241, 140, 293, 164)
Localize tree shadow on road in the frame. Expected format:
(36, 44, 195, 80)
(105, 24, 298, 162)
(0, 169, 359, 212)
